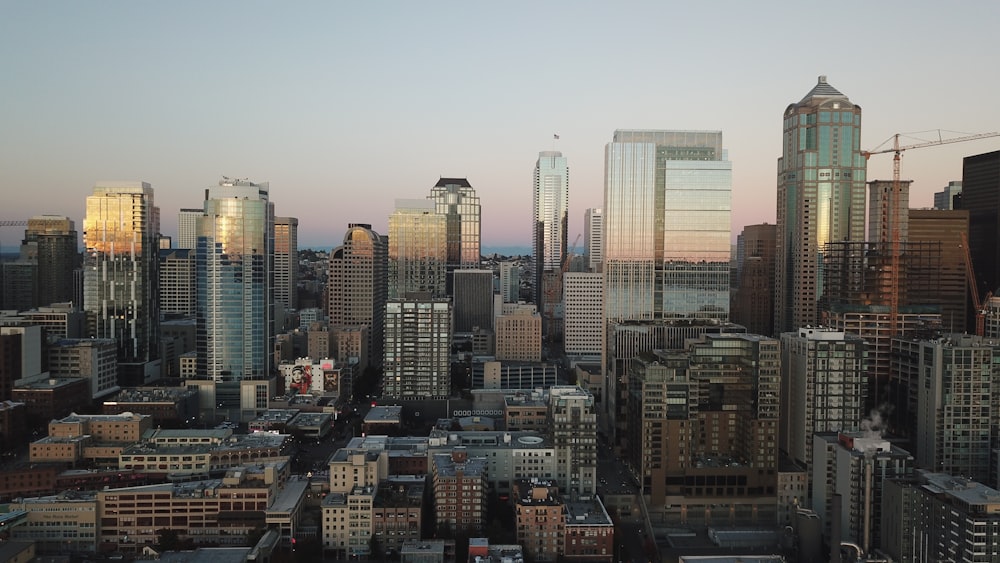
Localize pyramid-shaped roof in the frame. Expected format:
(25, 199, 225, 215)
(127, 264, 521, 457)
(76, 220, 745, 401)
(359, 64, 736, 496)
(799, 75, 846, 103)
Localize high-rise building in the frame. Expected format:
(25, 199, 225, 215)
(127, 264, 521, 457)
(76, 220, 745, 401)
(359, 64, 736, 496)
(959, 150, 1000, 297)
(626, 333, 780, 522)
(328, 223, 387, 371)
(83, 181, 160, 382)
(532, 151, 569, 316)
(908, 209, 969, 332)
(158, 248, 196, 317)
(732, 223, 776, 337)
(383, 297, 451, 400)
(453, 269, 494, 333)
(893, 334, 1000, 484)
(498, 261, 520, 303)
(176, 208, 202, 250)
(603, 130, 732, 322)
(388, 199, 447, 299)
(273, 216, 298, 313)
(548, 385, 597, 497)
(775, 76, 866, 334)
(494, 305, 542, 362)
(933, 180, 962, 210)
(780, 327, 866, 475)
(22, 215, 78, 308)
(195, 178, 272, 383)
(0, 260, 36, 311)
(428, 177, 480, 293)
(584, 207, 603, 272)
(563, 272, 603, 357)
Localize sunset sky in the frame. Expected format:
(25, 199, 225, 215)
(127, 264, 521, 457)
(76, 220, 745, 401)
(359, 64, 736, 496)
(2, 1, 999, 250)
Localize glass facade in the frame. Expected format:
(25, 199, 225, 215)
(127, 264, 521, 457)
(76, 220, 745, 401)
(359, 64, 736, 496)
(775, 77, 866, 334)
(83, 182, 159, 364)
(533, 151, 569, 299)
(196, 179, 272, 382)
(388, 199, 448, 299)
(428, 178, 480, 268)
(603, 130, 732, 322)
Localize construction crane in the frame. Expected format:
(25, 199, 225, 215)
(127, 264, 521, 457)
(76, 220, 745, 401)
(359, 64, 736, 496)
(960, 231, 993, 337)
(0, 221, 28, 227)
(862, 130, 1000, 336)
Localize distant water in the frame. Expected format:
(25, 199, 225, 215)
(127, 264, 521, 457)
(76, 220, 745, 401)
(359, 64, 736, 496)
(301, 245, 532, 257)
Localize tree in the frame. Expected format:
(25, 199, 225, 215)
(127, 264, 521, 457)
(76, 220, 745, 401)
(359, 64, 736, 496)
(154, 528, 181, 552)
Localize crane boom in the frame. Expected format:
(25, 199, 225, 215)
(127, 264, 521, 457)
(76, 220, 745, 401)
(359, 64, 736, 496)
(863, 129, 1000, 337)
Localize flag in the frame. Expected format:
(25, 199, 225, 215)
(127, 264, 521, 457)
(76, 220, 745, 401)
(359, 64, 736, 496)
(553, 134, 560, 140)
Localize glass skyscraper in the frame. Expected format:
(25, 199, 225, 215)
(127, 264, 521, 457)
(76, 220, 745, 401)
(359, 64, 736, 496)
(196, 178, 272, 382)
(603, 130, 732, 322)
(428, 178, 480, 293)
(533, 151, 569, 310)
(388, 199, 447, 299)
(83, 182, 160, 375)
(775, 76, 866, 334)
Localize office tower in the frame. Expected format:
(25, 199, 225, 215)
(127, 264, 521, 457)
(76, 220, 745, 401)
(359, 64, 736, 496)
(494, 305, 542, 362)
(731, 223, 776, 337)
(532, 151, 569, 316)
(83, 181, 160, 382)
(22, 215, 78, 307)
(328, 223, 387, 371)
(453, 269, 494, 333)
(428, 178, 481, 293)
(388, 199, 447, 299)
(0, 326, 44, 401)
(548, 385, 597, 497)
(158, 248, 196, 317)
(625, 334, 780, 523)
(498, 261, 520, 303)
(563, 272, 603, 357)
(812, 432, 913, 553)
(383, 297, 451, 400)
(908, 209, 969, 332)
(780, 327, 866, 474)
(273, 216, 298, 312)
(933, 180, 962, 210)
(893, 334, 1000, 484)
(959, 150, 1000, 297)
(883, 473, 1000, 563)
(775, 76, 866, 334)
(603, 130, 732, 322)
(195, 178, 272, 383)
(0, 261, 36, 311)
(584, 207, 603, 272)
(176, 208, 202, 249)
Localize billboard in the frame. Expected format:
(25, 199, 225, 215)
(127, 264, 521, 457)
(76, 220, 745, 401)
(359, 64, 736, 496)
(281, 358, 341, 397)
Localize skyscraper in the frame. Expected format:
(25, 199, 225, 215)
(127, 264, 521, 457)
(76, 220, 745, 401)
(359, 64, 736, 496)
(959, 150, 1000, 296)
(83, 181, 160, 381)
(428, 178, 480, 292)
(176, 208, 202, 250)
(383, 297, 452, 400)
(933, 181, 962, 210)
(273, 216, 298, 312)
(388, 199, 447, 299)
(732, 223, 776, 336)
(22, 215, 78, 307)
(775, 76, 866, 334)
(532, 151, 569, 318)
(328, 223, 387, 371)
(603, 130, 732, 322)
(195, 178, 272, 382)
(453, 269, 494, 333)
(584, 207, 603, 272)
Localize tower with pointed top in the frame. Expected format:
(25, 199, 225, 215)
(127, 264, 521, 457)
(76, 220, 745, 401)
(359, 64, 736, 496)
(775, 76, 867, 334)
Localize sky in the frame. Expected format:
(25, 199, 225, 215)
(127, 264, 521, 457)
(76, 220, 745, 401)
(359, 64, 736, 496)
(2, 1, 999, 250)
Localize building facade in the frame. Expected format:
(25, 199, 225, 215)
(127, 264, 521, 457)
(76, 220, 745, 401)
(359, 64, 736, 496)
(533, 151, 569, 317)
(273, 216, 298, 313)
(960, 150, 1000, 295)
(388, 199, 448, 299)
(383, 298, 452, 400)
(22, 215, 78, 308)
(428, 178, 481, 289)
(775, 76, 866, 334)
(453, 269, 494, 333)
(328, 223, 387, 371)
(584, 207, 603, 272)
(562, 272, 603, 357)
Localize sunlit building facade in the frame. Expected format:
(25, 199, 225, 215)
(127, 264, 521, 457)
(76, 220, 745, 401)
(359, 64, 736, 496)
(328, 224, 387, 370)
(603, 130, 732, 322)
(533, 151, 569, 313)
(83, 182, 160, 373)
(775, 76, 866, 334)
(196, 178, 272, 382)
(388, 199, 447, 299)
(584, 207, 603, 272)
(428, 178, 480, 293)
(176, 208, 202, 250)
(273, 216, 298, 313)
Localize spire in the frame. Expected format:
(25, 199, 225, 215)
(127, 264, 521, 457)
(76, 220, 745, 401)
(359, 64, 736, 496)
(799, 75, 846, 103)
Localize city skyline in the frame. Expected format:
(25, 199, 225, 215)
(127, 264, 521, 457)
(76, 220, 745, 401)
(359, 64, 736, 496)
(2, 3, 999, 249)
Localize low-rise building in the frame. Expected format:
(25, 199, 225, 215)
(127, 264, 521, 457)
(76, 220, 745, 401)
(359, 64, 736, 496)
(102, 386, 200, 426)
(363, 405, 403, 436)
(9, 490, 98, 553)
(432, 448, 486, 536)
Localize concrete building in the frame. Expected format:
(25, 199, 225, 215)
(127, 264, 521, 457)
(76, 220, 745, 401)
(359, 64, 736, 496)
(731, 223, 776, 337)
(494, 305, 542, 362)
(273, 216, 298, 313)
(427, 429, 554, 494)
(499, 261, 521, 303)
(176, 208, 202, 250)
(9, 490, 98, 553)
(584, 207, 603, 272)
(775, 76, 866, 334)
(811, 432, 913, 553)
(514, 479, 565, 561)
(431, 449, 487, 535)
(48, 337, 119, 399)
(472, 360, 557, 390)
(548, 386, 597, 498)
(0, 303, 86, 341)
(780, 327, 866, 474)
(0, 325, 44, 401)
(383, 297, 452, 400)
(158, 248, 196, 317)
(563, 272, 603, 357)
(21, 215, 78, 308)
